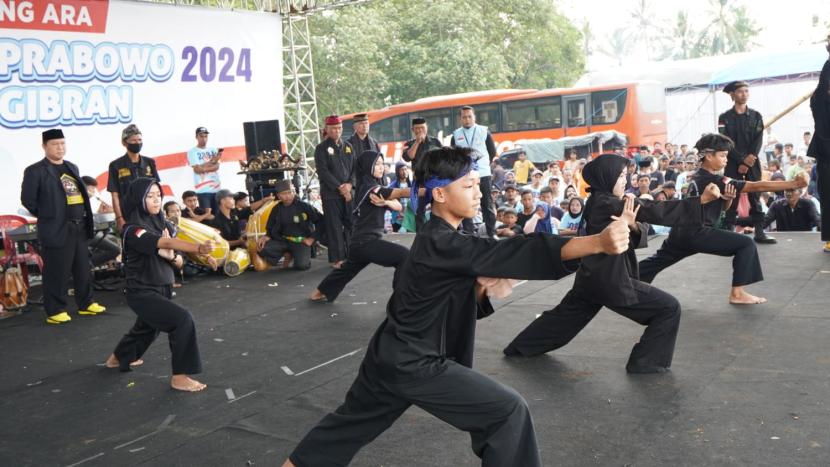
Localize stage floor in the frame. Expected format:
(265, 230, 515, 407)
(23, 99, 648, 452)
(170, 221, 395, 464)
(1, 232, 829, 467)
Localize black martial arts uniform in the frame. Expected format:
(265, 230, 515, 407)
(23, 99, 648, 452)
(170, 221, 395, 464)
(807, 58, 830, 241)
(504, 154, 703, 373)
(21, 158, 96, 317)
(639, 169, 764, 287)
(107, 153, 160, 218)
(110, 178, 201, 375)
(289, 215, 579, 467)
(718, 106, 766, 236)
(315, 138, 355, 263)
(259, 199, 322, 270)
(315, 150, 409, 302)
(346, 133, 380, 159)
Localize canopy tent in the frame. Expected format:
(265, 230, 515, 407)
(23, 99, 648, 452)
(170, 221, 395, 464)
(513, 131, 628, 163)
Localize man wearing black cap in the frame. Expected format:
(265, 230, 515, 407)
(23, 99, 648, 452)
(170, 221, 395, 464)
(187, 126, 222, 215)
(347, 114, 380, 159)
(256, 179, 322, 271)
(807, 33, 830, 252)
(208, 189, 246, 248)
(107, 124, 160, 230)
(314, 115, 355, 267)
(402, 117, 443, 163)
(718, 80, 774, 243)
(21, 129, 106, 324)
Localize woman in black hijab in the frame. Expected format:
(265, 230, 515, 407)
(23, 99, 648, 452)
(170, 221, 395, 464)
(105, 177, 214, 392)
(309, 150, 413, 303)
(504, 154, 722, 373)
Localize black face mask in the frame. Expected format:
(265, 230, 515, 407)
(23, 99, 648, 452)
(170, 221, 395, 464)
(127, 142, 142, 154)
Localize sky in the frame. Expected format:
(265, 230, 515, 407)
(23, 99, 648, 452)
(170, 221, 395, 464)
(560, 0, 830, 70)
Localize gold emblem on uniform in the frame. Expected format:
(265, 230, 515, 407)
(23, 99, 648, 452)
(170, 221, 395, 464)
(345, 147, 352, 154)
(118, 168, 131, 178)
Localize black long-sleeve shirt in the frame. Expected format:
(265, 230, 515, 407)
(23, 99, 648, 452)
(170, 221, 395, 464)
(265, 200, 322, 240)
(718, 107, 764, 180)
(763, 198, 820, 232)
(313, 138, 355, 199)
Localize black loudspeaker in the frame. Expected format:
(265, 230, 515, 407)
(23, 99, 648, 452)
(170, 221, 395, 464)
(243, 119, 282, 159)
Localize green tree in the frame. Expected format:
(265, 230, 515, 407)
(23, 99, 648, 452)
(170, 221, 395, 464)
(693, 0, 761, 56)
(665, 10, 696, 60)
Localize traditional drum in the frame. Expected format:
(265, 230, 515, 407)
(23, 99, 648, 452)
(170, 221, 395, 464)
(175, 217, 229, 269)
(223, 248, 251, 277)
(245, 199, 278, 271)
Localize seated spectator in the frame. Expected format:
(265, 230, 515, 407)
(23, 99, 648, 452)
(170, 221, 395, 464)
(495, 208, 522, 238)
(163, 201, 185, 287)
(500, 182, 520, 210)
(181, 190, 214, 223)
(255, 180, 322, 271)
(516, 189, 537, 229)
(164, 201, 182, 222)
(649, 191, 671, 235)
(234, 191, 273, 220)
(523, 202, 559, 235)
(523, 170, 545, 197)
(634, 174, 652, 197)
(661, 181, 678, 199)
(539, 186, 565, 220)
(547, 175, 564, 205)
(209, 189, 247, 248)
(490, 185, 503, 208)
(82, 176, 114, 214)
(495, 206, 507, 225)
(564, 184, 578, 200)
(763, 187, 821, 232)
(558, 197, 584, 236)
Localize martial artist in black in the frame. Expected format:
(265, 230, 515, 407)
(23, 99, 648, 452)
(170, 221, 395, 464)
(639, 134, 809, 305)
(315, 115, 355, 266)
(504, 154, 712, 373)
(106, 178, 212, 392)
(718, 80, 774, 243)
(807, 36, 830, 251)
(401, 117, 444, 163)
(257, 179, 322, 271)
(762, 189, 821, 232)
(309, 150, 409, 303)
(284, 147, 631, 467)
(346, 113, 380, 158)
(20, 129, 106, 324)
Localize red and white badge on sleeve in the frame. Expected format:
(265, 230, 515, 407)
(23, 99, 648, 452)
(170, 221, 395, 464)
(134, 228, 146, 238)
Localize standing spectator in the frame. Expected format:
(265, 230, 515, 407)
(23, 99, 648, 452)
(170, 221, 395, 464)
(491, 159, 506, 189)
(657, 156, 677, 182)
(763, 126, 780, 163)
(563, 149, 580, 172)
(547, 175, 564, 205)
(187, 127, 222, 215)
(314, 115, 355, 268)
(347, 113, 380, 159)
(451, 105, 498, 236)
(797, 131, 812, 157)
(524, 170, 545, 197)
(108, 124, 160, 230)
(500, 182, 520, 210)
(402, 117, 443, 163)
(512, 149, 534, 185)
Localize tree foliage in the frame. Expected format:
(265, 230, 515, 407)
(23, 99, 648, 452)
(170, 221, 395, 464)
(308, 0, 585, 117)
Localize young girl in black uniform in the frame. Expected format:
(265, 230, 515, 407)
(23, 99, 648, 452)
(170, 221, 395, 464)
(309, 150, 412, 303)
(105, 178, 213, 392)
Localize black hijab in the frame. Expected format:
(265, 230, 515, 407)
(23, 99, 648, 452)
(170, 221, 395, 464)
(123, 177, 168, 235)
(580, 154, 630, 233)
(354, 150, 384, 209)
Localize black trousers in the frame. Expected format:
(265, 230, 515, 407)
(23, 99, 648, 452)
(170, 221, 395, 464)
(112, 287, 202, 375)
(259, 238, 312, 270)
(41, 222, 93, 317)
(817, 155, 830, 241)
(289, 360, 541, 467)
(317, 238, 408, 302)
(322, 197, 353, 263)
(504, 286, 681, 372)
(638, 228, 764, 287)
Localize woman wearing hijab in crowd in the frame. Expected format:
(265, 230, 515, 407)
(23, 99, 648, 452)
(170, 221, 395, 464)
(388, 160, 413, 232)
(309, 150, 413, 303)
(523, 202, 558, 235)
(564, 184, 578, 200)
(105, 178, 214, 392)
(558, 196, 584, 235)
(283, 147, 631, 467)
(639, 133, 809, 304)
(504, 153, 723, 374)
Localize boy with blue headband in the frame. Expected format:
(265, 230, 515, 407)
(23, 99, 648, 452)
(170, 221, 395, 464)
(283, 147, 632, 467)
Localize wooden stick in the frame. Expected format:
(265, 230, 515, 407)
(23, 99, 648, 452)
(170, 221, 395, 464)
(764, 88, 815, 130)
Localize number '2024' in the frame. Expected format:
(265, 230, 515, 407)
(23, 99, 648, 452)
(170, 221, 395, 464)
(181, 47, 251, 82)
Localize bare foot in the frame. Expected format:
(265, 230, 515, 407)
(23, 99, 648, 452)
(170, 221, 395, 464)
(281, 460, 296, 467)
(729, 288, 767, 305)
(332, 261, 344, 269)
(170, 375, 206, 392)
(173, 283, 183, 288)
(104, 354, 144, 368)
(309, 289, 327, 302)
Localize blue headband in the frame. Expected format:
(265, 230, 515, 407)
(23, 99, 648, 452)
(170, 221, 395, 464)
(410, 161, 478, 213)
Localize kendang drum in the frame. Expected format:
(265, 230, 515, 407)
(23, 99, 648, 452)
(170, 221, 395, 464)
(176, 217, 229, 269)
(245, 199, 278, 271)
(2, 267, 28, 310)
(224, 248, 251, 277)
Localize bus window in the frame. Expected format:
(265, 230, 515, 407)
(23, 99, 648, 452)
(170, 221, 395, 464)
(373, 118, 395, 142)
(564, 95, 588, 128)
(419, 108, 454, 137)
(591, 89, 627, 125)
(502, 97, 561, 132)
(456, 103, 500, 133)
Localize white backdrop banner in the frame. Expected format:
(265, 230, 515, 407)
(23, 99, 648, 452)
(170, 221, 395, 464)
(0, 0, 283, 214)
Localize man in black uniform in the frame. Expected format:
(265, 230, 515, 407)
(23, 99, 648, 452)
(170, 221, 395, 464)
(346, 113, 380, 158)
(402, 117, 443, 163)
(107, 124, 160, 230)
(314, 114, 355, 268)
(718, 80, 775, 243)
(208, 189, 246, 249)
(762, 188, 821, 232)
(20, 129, 107, 324)
(807, 33, 830, 252)
(256, 180, 322, 271)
